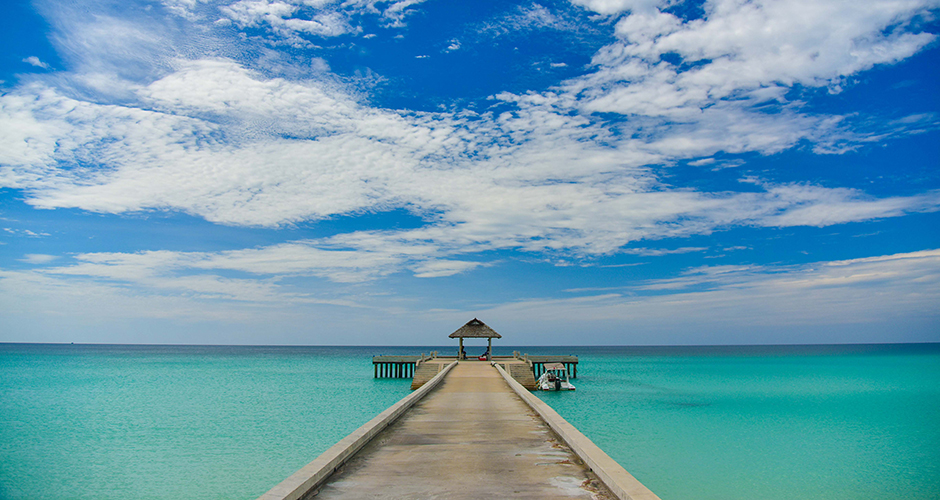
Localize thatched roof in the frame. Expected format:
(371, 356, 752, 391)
(448, 318, 502, 339)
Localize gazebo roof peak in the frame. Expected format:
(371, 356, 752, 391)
(448, 318, 502, 339)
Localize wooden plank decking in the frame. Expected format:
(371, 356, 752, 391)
(313, 362, 614, 499)
(258, 361, 661, 500)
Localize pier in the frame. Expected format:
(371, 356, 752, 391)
(374, 352, 577, 389)
(258, 320, 660, 500)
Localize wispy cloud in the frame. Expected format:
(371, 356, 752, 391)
(19, 254, 59, 264)
(476, 249, 940, 343)
(476, 2, 580, 37)
(207, 0, 428, 44)
(569, 0, 665, 16)
(220, 0, 357, 41)
(622, 247, 707, 256)
(1, 228, 50, 238)
(23, 56, 50, 69)
(4, 249, 936, 343)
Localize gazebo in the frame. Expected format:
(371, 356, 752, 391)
(449, 318, 501, 360)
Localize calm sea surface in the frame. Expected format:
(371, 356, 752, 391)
(1, 343, 938, 500)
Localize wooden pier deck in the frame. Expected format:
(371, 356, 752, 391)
(315, 361, 612, 499)
(258, 360, 660, 500)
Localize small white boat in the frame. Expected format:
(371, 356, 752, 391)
(536, 363, 576, 391)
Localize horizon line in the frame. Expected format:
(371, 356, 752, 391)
(2, 341, 938, 348)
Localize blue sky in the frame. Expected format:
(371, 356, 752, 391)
(1, 0, 938, 345)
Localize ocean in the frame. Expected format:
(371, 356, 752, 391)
(1, 343, 938, 499)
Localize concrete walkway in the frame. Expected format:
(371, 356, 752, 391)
(314, 362, 614, 499)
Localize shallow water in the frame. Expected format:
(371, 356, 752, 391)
(539, 345, 940, 500)
(0, 344, 412, 500)
(1, 343, 938, 499)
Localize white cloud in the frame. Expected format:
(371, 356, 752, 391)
(513, 3, 565, 28)
(0, 265, 354, 342)
(213, 0, 428, 42)
(378, 0, 429, 27)
(622, 247, 707, 256)
(23, 56, 50, 69)
(518, 0, 940, 172)
(477, 3, 575, 37)
(22, 234, 480, 289)
(475, 249, 940, 343)
(221, 0, 302, 26)
(5, 248, 936, 343)
(31, 248, 369, 305)
(2, 57, 938, 263)
(612, 9, 680, 42)
(221, 0, 356, 38)
(411, 259, 485, 278)
(756, 187, 940, 227)
(160, 0, 206, 20)
(570, 0, 938, 119)
(193, 242, 413, 282)
(570, 0, 666, 15)
(0, 227, 51, 238)
(1, 0, 938, 283)
(19, 254, 59, 264)
(46, 10, 171, 87)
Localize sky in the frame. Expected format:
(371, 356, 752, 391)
(0, 0, 938, 346)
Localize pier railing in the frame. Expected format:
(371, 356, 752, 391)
(513, 352, 579, 379)
(372, 352, 437, 378)
(375, 352, 578, 380)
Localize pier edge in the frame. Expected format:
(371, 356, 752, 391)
(493, 362, 663, 500)
(256, 361, 458, 500)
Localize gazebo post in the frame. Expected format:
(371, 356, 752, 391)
(459, 338, 464, 360)
(487, 338, 492, 361)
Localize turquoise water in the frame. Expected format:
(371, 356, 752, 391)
(540, 345, 940, 500)
(0, 345, 412, 500)
(2, 344, 938, 499)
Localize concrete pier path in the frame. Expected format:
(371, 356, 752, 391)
(313, 361, 614, 499)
